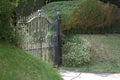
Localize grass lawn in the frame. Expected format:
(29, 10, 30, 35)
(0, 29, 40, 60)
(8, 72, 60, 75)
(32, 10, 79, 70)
(62, 34, 120, 73)
(0, 43, 62, 80)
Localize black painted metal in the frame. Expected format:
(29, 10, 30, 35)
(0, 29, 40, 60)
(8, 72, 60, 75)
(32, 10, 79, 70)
(54, 8, 62, 67)
(15, 10, 61, 65)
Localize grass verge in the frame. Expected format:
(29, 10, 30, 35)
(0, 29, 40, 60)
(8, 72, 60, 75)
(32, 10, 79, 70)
(0, 43, 62, 80)
(62, 34, 120, 73)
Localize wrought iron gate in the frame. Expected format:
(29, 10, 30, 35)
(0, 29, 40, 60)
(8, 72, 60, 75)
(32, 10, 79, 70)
(16, 10, 57, 64)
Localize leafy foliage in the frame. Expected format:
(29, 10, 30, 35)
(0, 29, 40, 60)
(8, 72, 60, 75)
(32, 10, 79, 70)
(43, 0, 120, 33)
(42, 0, 85, 31)
(0, 0, 22, 42)
(67, 0, 120, 30)
(100, 0, 120, 8)
(74, 0, 104, 28)
(0, 0, 14, 42)
(63, 34, 120, 73)
(15, 0, 44, 16)
(42, 0, 83, 19)
(62, 35, 91, 67)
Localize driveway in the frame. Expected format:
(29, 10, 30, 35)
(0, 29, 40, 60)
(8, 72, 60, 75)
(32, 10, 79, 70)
(60, 70, 120, 80)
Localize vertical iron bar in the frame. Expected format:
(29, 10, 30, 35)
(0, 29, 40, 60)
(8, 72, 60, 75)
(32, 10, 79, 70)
(55, 8, 62, 67)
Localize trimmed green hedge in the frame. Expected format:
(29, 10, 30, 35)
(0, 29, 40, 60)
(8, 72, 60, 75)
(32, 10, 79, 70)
(62, 35, 91, 67)
(73, 0, 106, 28)
(43, 0, 120, 34)
(65, 0, 120, 33)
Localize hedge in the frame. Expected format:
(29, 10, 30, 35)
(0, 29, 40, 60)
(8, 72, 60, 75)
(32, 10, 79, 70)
(43, 0, 120, 34)
(62, 35, 91, 67)
(63, 0, 120, 33)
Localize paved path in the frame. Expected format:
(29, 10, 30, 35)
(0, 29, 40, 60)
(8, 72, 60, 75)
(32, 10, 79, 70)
(60, 70, 120, 80)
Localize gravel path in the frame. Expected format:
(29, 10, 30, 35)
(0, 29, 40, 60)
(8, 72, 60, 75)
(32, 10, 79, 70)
(60, 70, 120, 80)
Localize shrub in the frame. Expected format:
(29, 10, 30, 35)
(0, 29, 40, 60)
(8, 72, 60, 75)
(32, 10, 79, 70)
(0, 0, 19, 45)
(62, 35, 91, 67)
(73, 0, 104, 28)
(42, 0, 85, 29)
(43, 0, 120, 33)
(16, 0, 45, 16)
(63, 0, 120, 33)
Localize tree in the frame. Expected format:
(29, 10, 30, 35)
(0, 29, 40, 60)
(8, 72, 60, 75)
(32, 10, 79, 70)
(0, 0, 20, 42)
(100, 0, 120, 8)
(15, 0, 44, 16)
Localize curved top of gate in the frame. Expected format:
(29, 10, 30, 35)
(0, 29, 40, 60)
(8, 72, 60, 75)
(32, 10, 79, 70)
(26, 9, 54, 24)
